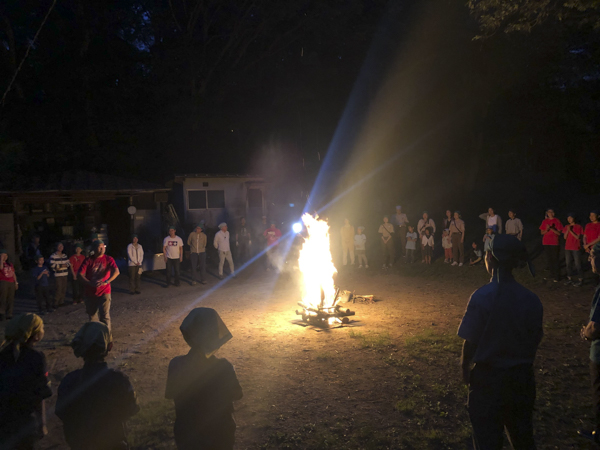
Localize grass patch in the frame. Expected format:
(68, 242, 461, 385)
(128, 399, 176, 449)
(348, 330, 393, 349)
(315, 352, 333, 362)
(404, 328, 462, 359)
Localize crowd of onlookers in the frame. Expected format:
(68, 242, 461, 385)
(336, 206, 600, 286)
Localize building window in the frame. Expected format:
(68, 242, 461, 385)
(207, 190, 225, 208)
(248, 189, 262, 208)
(188, 190, 225, 209)
(188, 190, 207, 209)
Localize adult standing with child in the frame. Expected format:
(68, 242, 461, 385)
(417, 212, 436, 263)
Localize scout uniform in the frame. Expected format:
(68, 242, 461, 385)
(340, 222, 355, 266)
(187, 224, 208, 285)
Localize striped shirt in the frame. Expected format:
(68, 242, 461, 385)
(50, 252, 70, 277)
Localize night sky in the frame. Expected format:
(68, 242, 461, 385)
(1, 0, 599, 219)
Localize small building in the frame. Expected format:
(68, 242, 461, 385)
(0, 171, 170, 267)
(172, 174, 269, 229)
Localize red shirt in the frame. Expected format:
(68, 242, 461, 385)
(80, 255, 118, 297)
(263, 227, 282, 246)
(584, 222, 600, 247)
(539, 218, 563, 246)
(0, 262, 15, 282)
(563, 223, 583, 251)
(69, 254, 85, 274)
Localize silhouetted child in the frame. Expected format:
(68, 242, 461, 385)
(56, 322, 139, 450)
(470, 241, 483, 266)
(0, 314, 51, 449)
(406, 226, 418, 263)
(442, 229, 453, 263)
(422, 228, 434, 265)
(355, 226, 368, 268)
(166, 308, 243, 450)
(32, 255, 52, 315)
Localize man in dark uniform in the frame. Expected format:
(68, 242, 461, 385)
(578, 242, 600, 443)
(458, 234, 543, 449)
(235, 217, 252, 265)
(56, 321, 139, 450)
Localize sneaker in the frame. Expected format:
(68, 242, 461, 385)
(459, 263, 463, 267)
(231, 274, 237, 278)
(191, 281, 197, 286)
(218, 274, 224, 280)
(382, 264, 387, 269)
(444, 259, 448, 263)
(564, 279, 572, 286)
(200, 280, 207, 285)
(451, 262, 458, 266)
(574, 280, 583, 287)
(358, 265, 363, 269)
(365, 265, 369, 268)
(553, 279, 559, 283)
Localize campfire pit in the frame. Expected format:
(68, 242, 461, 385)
(296, 287, 355, 326)
(295, 214, 357, 327)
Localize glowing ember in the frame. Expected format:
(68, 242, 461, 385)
(298, 213, 337, 310)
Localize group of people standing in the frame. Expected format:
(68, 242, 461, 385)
(337, 206, 600, 284)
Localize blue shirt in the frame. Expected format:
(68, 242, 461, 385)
(458, 272, 543, 368)
(32, 266, 49, 287)
(589, 285, 600, 363)
(405, 232, 417, 250)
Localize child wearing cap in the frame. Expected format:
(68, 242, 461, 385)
(0, 249, 18, 321)
(0, 314, 52, 448)
(32, 255, 52, 314)
(166, 308, 243, 450)
(69, 244, 85, 304)
(563, 214, 584, 287)
(56, 322, 139, 449)
(354, 226, 368, 269)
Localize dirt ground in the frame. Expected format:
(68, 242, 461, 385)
(2, 257, 598, 449)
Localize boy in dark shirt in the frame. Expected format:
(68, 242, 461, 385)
(166, 308, 243, 450)
(56, 322, 139, 450)
(0, 313, 52, 450)
(31, 255, 52, 315)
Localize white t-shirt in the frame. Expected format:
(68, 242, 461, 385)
(354, 234, 366, 250)
(487, 215, 498, 226)
(163, 235, 184, 259)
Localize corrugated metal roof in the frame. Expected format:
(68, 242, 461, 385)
(3, 171, 167, 193)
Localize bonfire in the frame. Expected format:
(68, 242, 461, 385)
(295, 213, 355, 326)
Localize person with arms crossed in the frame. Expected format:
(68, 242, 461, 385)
(505, 210, 523, 241)
(563, 213, 584, 287)
(458, 234, 543, 449)
(539, 208, 563, 282)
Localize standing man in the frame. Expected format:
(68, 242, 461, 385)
(505, 210, 524, 241)
(235, 218, 252, 265)
(579, 243, 600, 443)
(214, 223, 235, 279)
(340, 218, 355, 267)
(187, 224, 207, 285)
(449, 211, 465, 267)
(163, 226, 184, 287)
(539, 208, 563, 283)
(79, 240, 119, 331)
(50, 242, 70, 307)
(458, 234, 543, 449)
(393, 206, 409, 260)
(127, 234, 144, 294)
